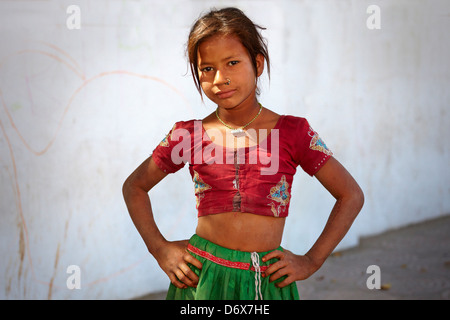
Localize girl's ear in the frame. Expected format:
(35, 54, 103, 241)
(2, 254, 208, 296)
(255, 53, 265, 78)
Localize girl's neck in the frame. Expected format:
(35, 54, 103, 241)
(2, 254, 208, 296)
(216, 98, 261, 127)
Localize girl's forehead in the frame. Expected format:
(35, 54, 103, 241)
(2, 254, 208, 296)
(197, 34, 247, 61)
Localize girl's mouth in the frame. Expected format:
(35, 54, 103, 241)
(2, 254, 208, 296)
(215, 89, 236, 99)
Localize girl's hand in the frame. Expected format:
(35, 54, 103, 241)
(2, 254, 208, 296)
(262, 249, 320, 288)
(154, 240, 203, 289)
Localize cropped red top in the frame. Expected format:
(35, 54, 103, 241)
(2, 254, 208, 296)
(151, 115, 333, 218)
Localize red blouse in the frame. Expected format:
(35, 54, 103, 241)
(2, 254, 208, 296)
(151, 115, 333, 218)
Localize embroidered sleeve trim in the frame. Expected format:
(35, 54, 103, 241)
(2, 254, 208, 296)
(308, 127, 333, 156)
(159, 123, 177, 147)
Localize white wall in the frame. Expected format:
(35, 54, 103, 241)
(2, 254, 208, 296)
(0, 0, 448, 299)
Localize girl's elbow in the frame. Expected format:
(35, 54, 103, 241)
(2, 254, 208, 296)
(340, 184, 364, 216)
(352, 185, 365, 213)
(122, 175, 135, 199)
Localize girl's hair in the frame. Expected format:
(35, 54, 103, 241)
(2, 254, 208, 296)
(187, 7, 270, 97)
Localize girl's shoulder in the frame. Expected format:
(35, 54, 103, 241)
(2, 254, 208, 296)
(277, 114, 310, 131)
(281, 114, 308, 122)
(168, 118, 200, 130)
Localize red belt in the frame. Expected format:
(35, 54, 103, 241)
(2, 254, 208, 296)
(187, 243, 270, 272)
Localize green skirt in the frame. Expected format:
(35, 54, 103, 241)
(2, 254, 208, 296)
(166, 234, 299, 300)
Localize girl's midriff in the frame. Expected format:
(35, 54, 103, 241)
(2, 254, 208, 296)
(196, 211, 286, 252)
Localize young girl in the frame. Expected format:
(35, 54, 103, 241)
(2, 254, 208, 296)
(123, 7, 364, 300)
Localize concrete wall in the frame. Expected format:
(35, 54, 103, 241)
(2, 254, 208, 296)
(0, 0, 448, 299)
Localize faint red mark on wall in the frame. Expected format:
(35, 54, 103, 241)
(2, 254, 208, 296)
(0, 42, 192, 296)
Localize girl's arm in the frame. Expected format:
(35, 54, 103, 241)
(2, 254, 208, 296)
(263, 157, 364, 287)
(122, 156, 202, 288)
(307, 156, 365, 266)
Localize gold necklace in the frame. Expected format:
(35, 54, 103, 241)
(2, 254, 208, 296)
(215, 103, 263, 137)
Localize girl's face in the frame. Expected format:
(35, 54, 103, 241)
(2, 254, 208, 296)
(197, 34, 264, 109)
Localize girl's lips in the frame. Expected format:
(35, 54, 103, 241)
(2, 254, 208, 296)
(215, 89, 236, 99)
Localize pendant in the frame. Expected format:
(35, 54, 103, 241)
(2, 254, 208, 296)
(231, 128, 246, 137)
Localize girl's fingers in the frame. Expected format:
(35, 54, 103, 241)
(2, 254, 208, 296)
(179, 263, 199, 287)
(268, 265, 289, 283)
(169, 273, 186, 289)
(262, 250, 286, 277)
(263, 259, 286, 277)
(174, 267, 196, 288)
(262, 250, 284, 262)
(274, 275, 295, 288)
(184, 252, 203, 270)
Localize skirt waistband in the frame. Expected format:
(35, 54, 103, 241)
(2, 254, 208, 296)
(187, 234, 282, 266)
(187, 243, 271, 272)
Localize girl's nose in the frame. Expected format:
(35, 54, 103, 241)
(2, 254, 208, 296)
(213, 70, 227, 86)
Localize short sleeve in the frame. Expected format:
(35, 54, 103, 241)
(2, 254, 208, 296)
(151, 122, 189, 174)
(293, 118, 333, 176)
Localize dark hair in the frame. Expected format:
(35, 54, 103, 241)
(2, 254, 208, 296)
(187, 7, 270, 97)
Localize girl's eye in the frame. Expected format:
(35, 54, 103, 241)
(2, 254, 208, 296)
(201, 66, 213, 72)
(229, 61, 239, 66)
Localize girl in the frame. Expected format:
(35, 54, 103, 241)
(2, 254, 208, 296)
(123, 7, 364, 300)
